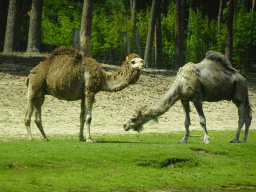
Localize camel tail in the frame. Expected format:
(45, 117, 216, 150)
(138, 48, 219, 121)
(246, 92, 253, 116)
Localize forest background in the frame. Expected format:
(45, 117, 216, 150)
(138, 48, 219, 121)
(0, 0, 256, 70)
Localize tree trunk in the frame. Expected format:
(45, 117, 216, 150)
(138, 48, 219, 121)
(181, 0, 186, 42)
(0, 0, 9, 51)
(124, 32, 130, 56)
(133, 26, 141, 56)
(144, 0, 159, 68)
(26, 0, 44, 54)
(217, 0, 224, 34)
(187, 0, 195, 41)
(155, 0, 163, 68)
(130, 0, 136, 24)
(80, 0, 94, 57)
(175, 0, 184, 69)
(162, 0, 170, 18)
(225, 0, 235, 62)
(3, 0, 23, 53)
(130, 0, 141, 56)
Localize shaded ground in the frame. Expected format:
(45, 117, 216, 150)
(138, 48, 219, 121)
(0, 61, 255, 141)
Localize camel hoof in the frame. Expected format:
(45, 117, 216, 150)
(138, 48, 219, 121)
(201, 140, 210, 144)
(239, 140, 247, 143)
(44, 138, 49, 141)
(86, 139, 94, 143)
(79, 138, 86, 141)
(178, 141, 187, 144)
(230, 140, 238, 143)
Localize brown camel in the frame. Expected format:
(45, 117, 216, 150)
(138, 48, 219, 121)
(25, 46, 144, 142)
(124, 51, 252, 143)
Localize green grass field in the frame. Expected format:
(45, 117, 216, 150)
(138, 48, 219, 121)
(0, 130, 256, 192)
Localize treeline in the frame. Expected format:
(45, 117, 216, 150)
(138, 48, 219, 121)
(0, 0, 256, 70)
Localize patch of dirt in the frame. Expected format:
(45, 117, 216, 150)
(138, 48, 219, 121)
(0, 62, 255, 141)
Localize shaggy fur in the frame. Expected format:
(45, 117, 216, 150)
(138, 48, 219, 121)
(124, 51, 252, 144)
(25, 47, 144, 142)
(177, 62, 199, 94)
(105, 53, 141, 92)
(27, 47, 104, 97)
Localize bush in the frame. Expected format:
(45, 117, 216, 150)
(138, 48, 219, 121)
(232, 8, 256, 69)
(186, 9, 218, 63)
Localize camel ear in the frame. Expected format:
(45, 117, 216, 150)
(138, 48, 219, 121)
(126, 56, 129, 62)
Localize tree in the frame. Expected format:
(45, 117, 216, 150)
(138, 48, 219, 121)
(26, 0, 44, 54)
(217, 0, 224, 34)
(3, 0, 23, 53)
(130, 0, 136, 24)
(144, 0, 159, 68)
(187, 0, 195, 41)
(162, 0, 170, 18)
(175, 0, 184, 69)
(0, 0, 9, 51)
(155, 0, 163, 68)
(130, 0, 141, 56)
(80, 0, 94, 57)
(225, 0, 235, 62)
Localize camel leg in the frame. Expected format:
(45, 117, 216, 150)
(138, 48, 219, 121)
(79, 97, 86, 141)
(34, 96, 49, 141)
(85, 93, 95, 143)
(241, 110, 252, 143)
(24, 98, 34, 142)
(79, 93, 95, 142)
(179, 100, 191, 143)
(231, 103, 246, 143)
(193, 100, 210, 144)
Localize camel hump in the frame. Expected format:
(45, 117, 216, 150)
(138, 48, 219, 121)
(205, 50, 236, 73)
(48, 46, 83, 62)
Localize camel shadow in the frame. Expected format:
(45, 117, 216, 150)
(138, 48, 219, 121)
(95, 140, 166, 144)
(95, 140, 138, 144)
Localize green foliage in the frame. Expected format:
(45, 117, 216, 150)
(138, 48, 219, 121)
(161, 2, 176, 68)
(186, 9, 218, 63)
(0, 131, 256, 191)
(91, 6, 151, 60)
(40, 0, 256, 69)
(41, 7, 81, 46)
(232, 8, 256, 69)
(41, 0, 82, 46)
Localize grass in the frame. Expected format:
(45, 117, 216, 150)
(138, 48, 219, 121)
(0, 130, 256, 192)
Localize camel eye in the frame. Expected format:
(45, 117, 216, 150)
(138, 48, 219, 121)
(131, 61, 135, 64)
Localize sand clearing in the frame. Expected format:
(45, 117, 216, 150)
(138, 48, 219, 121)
(0, 62, 255, 141)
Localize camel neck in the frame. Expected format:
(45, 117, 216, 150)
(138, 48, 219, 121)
(143, 83, 180, 121)
(101, 67, 140, 92)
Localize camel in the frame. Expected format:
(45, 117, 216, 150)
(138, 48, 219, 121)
(124, 51, 252, 144)
(25, 46, 144, 142)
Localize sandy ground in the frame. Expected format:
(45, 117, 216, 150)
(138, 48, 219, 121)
(0, 62, 256, 141)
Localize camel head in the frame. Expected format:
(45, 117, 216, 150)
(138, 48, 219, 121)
(126, 53, 144, 70)
(123, 108, 146, 132)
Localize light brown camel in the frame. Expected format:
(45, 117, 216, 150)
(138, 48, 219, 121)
(25, 46, 144, 142)
(124, 51, 252, 143)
